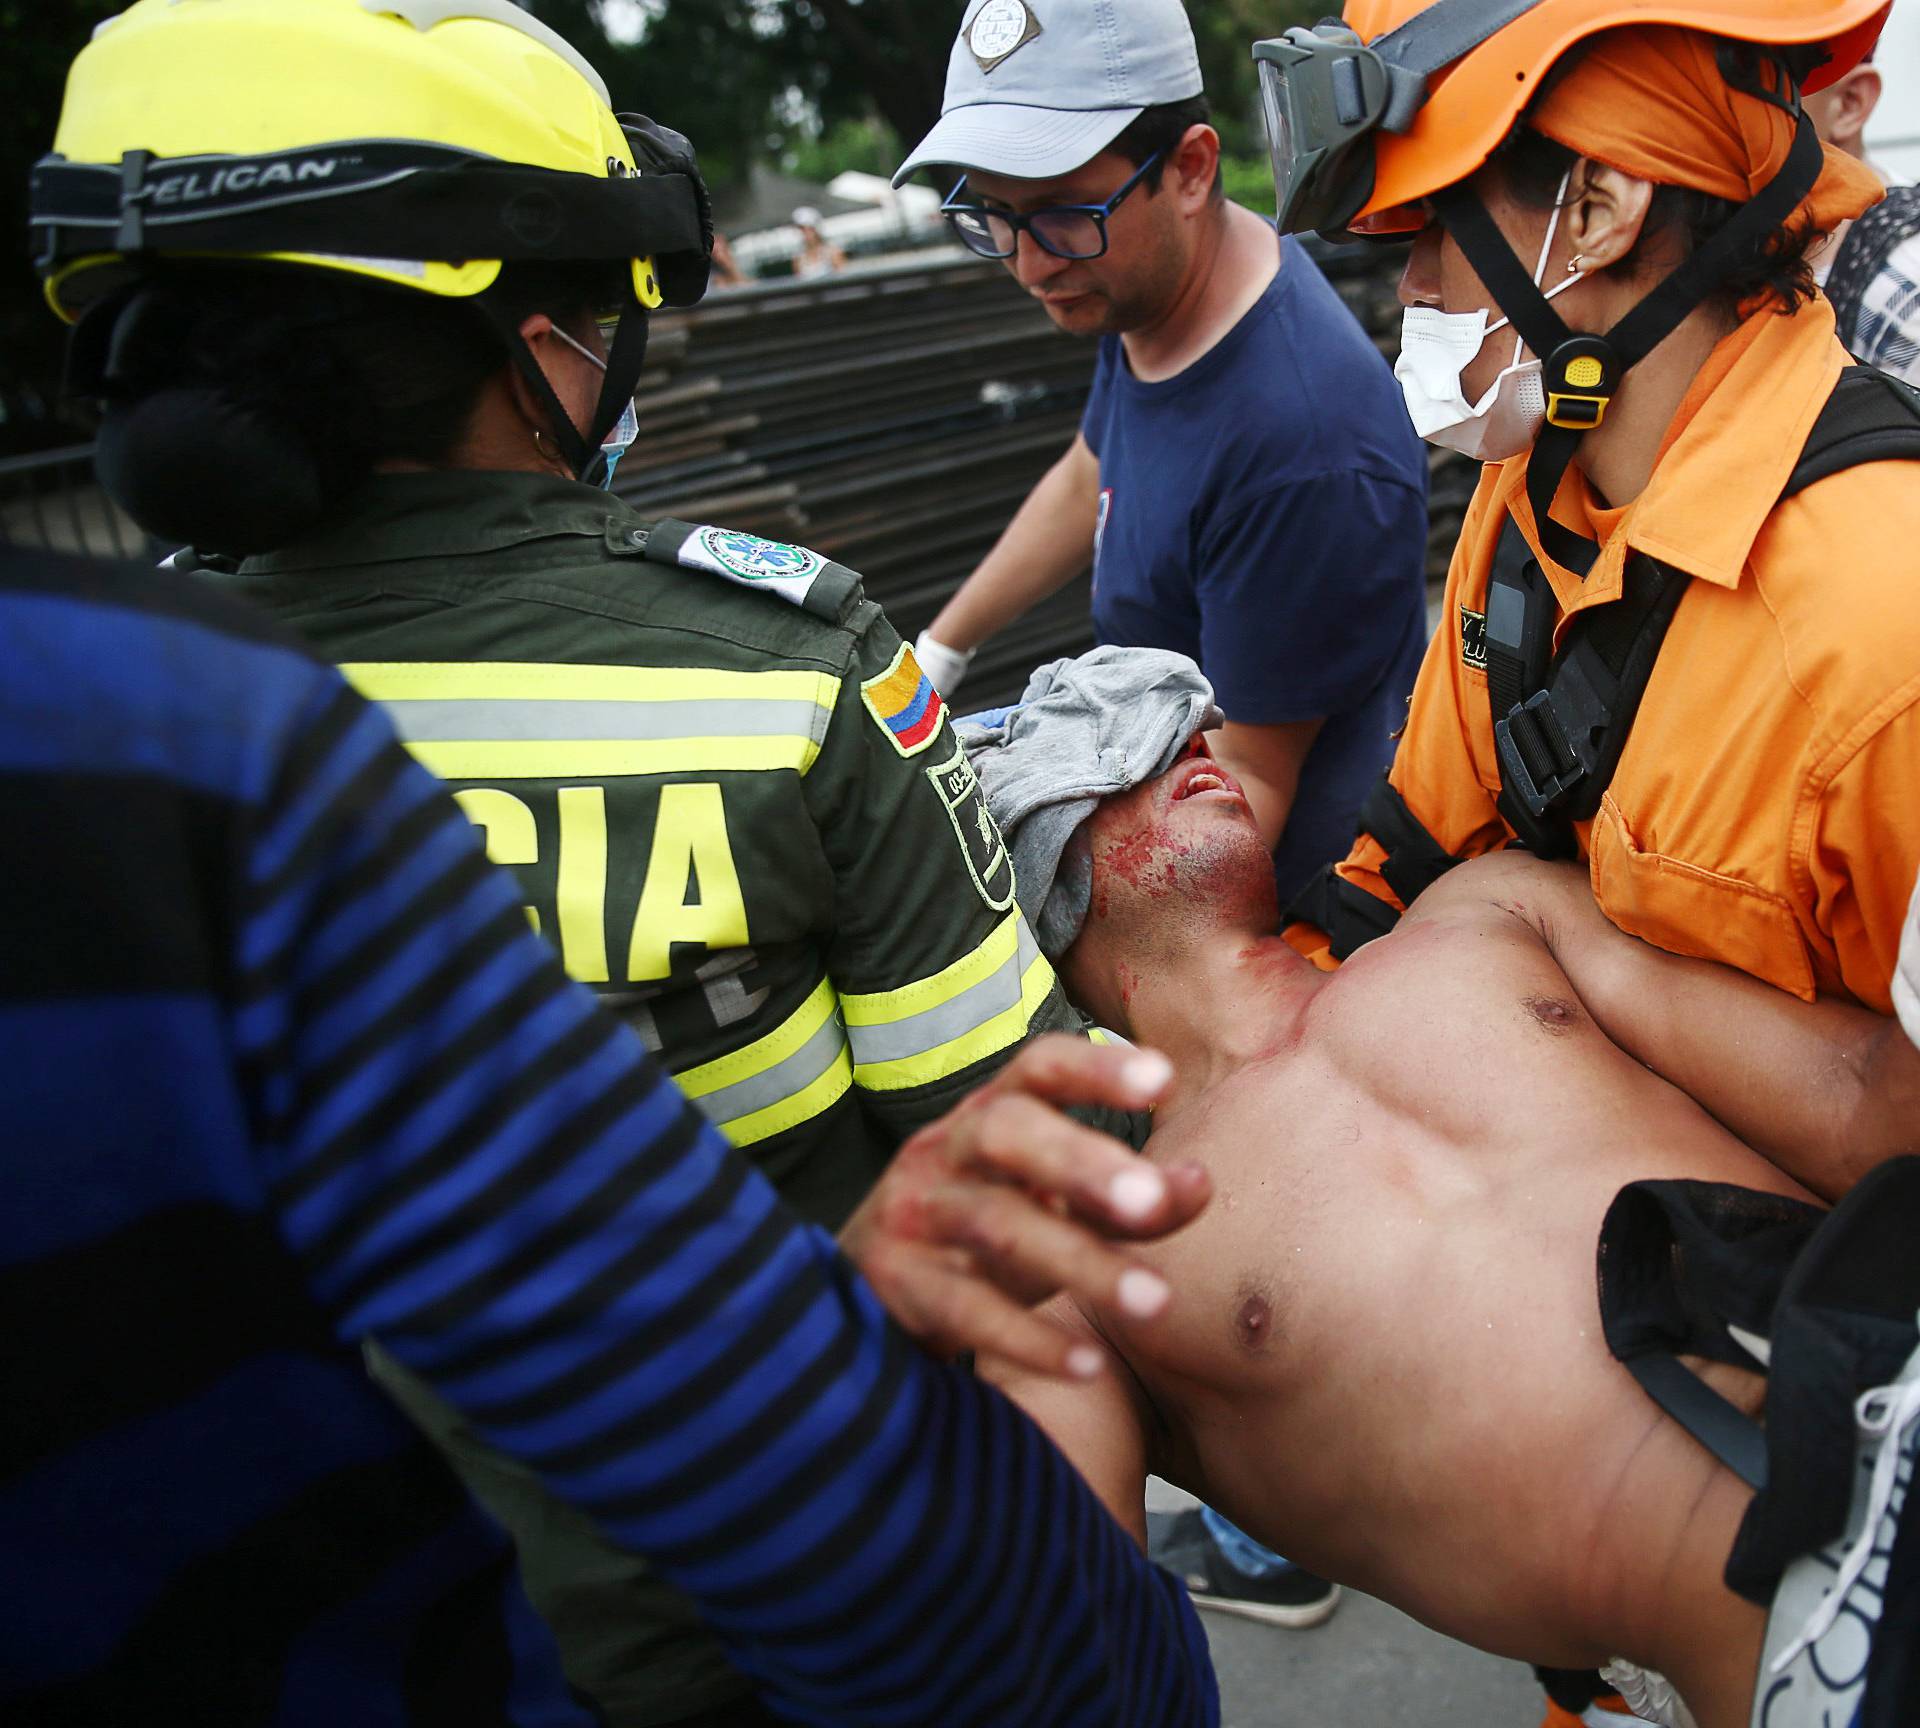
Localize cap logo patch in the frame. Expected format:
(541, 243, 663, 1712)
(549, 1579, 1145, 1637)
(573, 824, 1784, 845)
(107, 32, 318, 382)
(968, 0, 1042, 72)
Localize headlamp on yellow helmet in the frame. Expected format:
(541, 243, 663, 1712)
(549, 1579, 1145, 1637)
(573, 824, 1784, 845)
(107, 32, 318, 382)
(29, 0, 714, 482)
(31, 0, 708, 316)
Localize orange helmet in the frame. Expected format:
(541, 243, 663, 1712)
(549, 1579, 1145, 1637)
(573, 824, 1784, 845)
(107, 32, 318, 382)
(1254, 0, 1889, 237)
(1253, 0, 1891, 579)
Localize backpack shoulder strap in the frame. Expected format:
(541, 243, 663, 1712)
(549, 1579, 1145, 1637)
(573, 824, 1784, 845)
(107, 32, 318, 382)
(1782, 364, 1920, 499)
(1484, 365, 1920, 856)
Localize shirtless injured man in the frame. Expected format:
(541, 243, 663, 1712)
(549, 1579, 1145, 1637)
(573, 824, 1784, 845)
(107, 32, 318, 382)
(957, 649, 1920, 1728)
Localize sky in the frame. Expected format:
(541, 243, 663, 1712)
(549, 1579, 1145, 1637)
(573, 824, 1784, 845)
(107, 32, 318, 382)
(596, 0, 662, 47)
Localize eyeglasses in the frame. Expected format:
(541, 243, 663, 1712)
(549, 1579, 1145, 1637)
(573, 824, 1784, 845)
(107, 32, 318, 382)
(941, 151, 1163, 262)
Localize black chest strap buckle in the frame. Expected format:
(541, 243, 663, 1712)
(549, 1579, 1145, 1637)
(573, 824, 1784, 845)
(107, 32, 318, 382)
(1483, 518, 1689, 859)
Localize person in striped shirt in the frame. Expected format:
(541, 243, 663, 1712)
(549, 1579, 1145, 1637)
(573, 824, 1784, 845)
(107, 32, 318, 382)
(28, 5, 1105, 1716)
(0, 542, 1218, 1727)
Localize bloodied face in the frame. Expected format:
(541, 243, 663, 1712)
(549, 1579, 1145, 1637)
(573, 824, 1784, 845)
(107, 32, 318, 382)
(1061, 736, 1279, 1022)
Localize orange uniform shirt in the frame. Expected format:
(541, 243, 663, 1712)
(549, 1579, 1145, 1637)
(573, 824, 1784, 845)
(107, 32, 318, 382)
(1295, 297, 1920, 1012)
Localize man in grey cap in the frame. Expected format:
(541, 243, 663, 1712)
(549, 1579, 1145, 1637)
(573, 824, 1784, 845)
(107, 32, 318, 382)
(896, 0, 1428, 964)
(898, 0, 1431, 1627)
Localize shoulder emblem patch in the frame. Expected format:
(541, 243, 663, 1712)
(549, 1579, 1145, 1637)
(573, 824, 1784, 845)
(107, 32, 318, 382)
(675, 524, 827, 608)
(926, 742, 1015, 912)
(861, 642, 946, 758)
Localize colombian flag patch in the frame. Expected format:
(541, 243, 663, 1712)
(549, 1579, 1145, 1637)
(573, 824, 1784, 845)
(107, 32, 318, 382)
(861, 643, 945, 758)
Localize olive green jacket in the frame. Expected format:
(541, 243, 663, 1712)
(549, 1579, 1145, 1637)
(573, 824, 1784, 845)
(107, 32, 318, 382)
(221, 470, 1078, 1726)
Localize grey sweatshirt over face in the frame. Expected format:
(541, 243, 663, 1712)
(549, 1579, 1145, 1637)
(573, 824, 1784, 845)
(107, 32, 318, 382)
(959, 646, 1221, 959)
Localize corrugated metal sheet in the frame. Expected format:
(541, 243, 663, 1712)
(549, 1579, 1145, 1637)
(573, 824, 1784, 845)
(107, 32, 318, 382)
(618, 245, 1468, 711)
(2, 245, 1469, 715)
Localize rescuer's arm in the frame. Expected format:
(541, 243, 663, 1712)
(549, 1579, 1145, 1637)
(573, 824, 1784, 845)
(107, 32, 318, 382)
(1283, 478, 1514, 965)
(1806, 702, 1920, 1019)
(985, 1297, 1155, 1546)
(920, 433, 1100, 682)
(1501, 855, 1920, 1203)
(809, 618, 1088, 1145)
(1206, 717, 1322, 852)
(243, 671, 1221, 1728)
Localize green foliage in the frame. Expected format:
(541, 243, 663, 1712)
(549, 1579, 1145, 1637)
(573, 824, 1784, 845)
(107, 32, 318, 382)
(1220, 152, 1279, 218)
(1188, 0, 1318, 158)
(547, 1, 1318, 193)
(526, 0, 820, 186)
(522, 0, 950, 186)
(783, 117, 904, 187)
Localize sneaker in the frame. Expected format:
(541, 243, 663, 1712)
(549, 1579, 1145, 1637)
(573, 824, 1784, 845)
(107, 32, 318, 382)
(1146, 1509, 1342, 1629)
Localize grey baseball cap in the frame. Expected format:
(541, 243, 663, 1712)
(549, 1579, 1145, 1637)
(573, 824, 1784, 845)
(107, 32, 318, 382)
(892, 0, 1204, 189)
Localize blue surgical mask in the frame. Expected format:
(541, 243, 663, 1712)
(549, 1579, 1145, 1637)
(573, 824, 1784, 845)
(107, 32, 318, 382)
(550, 323, 640, 487)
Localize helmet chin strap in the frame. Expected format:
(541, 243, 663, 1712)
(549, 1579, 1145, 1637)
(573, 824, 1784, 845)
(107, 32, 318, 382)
(476, 289, 651, 483)
(1430, 108, 1824, 576)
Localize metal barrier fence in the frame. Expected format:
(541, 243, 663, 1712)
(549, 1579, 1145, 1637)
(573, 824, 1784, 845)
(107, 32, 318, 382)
(0, 245, 1466, 713)
(617, 243, 1468, 709)
(0, 442, 156, 562)
(619, 250, 1101, 708)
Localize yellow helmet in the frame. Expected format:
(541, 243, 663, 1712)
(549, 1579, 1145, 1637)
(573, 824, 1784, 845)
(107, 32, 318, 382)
(30, 0, 711, 321)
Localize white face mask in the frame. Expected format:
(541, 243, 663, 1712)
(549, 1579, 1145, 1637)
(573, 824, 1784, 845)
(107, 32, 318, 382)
(1394, 173, 1580, 463)
(550, 323, 641, 486)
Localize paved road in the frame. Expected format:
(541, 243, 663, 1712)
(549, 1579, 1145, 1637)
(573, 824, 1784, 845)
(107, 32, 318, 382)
(1197, 1589, 1543, 1726)
(1148, 1481, 1544, 1726)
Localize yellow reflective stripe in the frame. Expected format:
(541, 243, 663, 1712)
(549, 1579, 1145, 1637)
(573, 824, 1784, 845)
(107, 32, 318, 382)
(403, 738, 817, 780)
(674, 977, 853, 1148)
(340, 662, 835, 780)
(842, 912, 1058, 1091)
(842, 911, 1021, 1029)
(852, 949, 1055, 1092)
(342, 663, 836, 708)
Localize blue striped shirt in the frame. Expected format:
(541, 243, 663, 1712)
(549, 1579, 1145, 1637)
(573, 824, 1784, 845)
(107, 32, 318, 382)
(0, 548, 1217, 1727)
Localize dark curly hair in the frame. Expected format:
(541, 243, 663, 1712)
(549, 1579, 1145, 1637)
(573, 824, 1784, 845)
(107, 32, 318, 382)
(1492, 40, 1829, 315)
(1111, 97, 1224, 202)
(80, 257, 624, 555)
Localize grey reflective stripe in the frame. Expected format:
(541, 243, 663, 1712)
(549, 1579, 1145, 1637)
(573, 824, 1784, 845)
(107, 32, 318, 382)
(379, 697, 829, 746)
(686, 1009, 849, 1129)
(847, 921, 1041, 1068)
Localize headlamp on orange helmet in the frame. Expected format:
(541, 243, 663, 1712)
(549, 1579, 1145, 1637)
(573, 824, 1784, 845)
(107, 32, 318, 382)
(1253, 0, 1550, 239)
(1256, 0, 1891, 576)
(1254, 0, 1892, 243)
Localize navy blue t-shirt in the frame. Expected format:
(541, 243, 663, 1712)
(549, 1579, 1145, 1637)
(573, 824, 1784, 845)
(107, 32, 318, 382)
(1082, 232, 1429, 901)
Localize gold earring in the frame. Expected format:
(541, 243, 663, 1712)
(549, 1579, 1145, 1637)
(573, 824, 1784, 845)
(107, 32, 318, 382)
(1567, 254, 1586, 274)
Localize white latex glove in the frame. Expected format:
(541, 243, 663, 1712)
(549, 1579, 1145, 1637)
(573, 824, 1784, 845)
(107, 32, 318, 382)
(915, 631, 975, 697)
